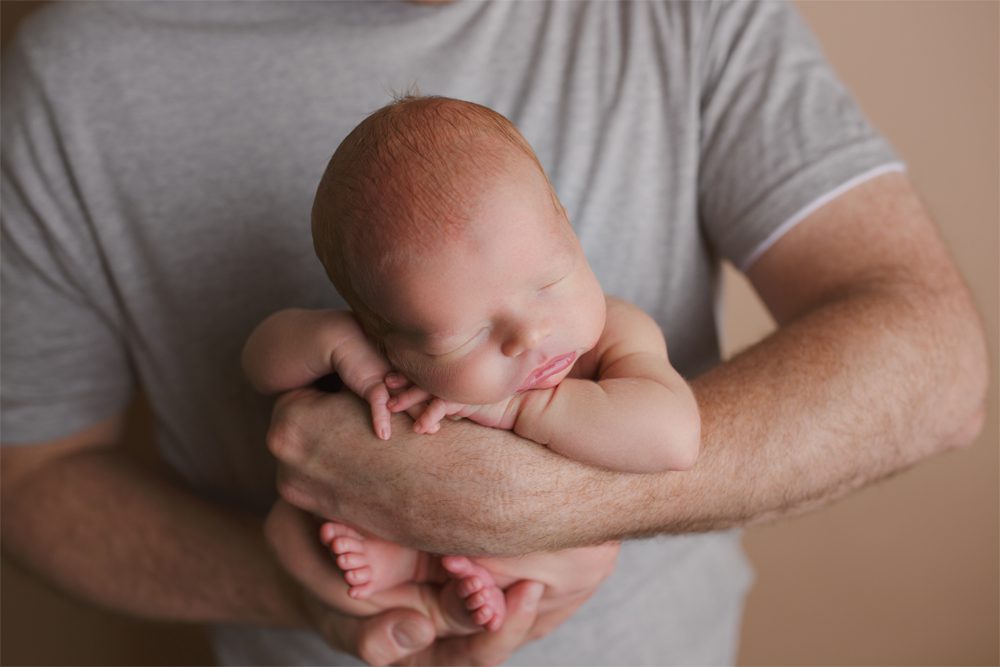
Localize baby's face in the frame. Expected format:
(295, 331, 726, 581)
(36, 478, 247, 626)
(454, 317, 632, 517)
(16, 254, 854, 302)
(374, 159, 606, 405)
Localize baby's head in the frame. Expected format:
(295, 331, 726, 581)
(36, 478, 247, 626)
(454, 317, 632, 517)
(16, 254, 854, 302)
(312, 96, 606, 404)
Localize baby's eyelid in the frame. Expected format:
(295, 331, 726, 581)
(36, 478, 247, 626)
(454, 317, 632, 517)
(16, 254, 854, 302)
(541, 274, 568, 291)
(427, 327, 487, 357)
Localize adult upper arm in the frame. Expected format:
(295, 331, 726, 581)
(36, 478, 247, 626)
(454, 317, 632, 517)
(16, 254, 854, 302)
(745, 171, 988, 443)
(747, 172, 971, 321)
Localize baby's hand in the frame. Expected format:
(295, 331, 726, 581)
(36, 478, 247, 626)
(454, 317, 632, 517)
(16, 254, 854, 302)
(385, 373, 465, 434)
(386, 375, 521, 434)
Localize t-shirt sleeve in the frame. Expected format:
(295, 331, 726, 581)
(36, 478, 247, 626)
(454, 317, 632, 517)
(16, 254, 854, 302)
(697, 0, 904, 271)
(1, 26, 135, 445)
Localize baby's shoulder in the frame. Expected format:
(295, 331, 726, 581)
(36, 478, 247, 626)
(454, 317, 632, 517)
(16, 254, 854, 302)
(602, 295, 661, 333)
(586, 296, 668, 369)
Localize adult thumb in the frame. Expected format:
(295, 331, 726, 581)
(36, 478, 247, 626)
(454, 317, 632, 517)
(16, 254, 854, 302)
(356, 608, 435, 666)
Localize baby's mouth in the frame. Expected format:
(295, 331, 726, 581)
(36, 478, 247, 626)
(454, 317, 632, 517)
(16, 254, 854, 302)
(516, 352, 577, 392)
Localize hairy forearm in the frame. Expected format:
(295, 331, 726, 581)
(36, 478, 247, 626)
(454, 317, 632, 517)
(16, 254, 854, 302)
(648, 280, 987, 532)
(1, 447, 307, 626)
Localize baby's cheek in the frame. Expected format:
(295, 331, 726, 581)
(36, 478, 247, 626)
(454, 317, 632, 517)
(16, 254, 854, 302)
(446, 357, 512, 405)
(387, 355, 443, 394)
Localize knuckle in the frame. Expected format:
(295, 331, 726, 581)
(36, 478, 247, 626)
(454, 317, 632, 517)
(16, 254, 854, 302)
(265, 418, 298, 462)
(275, 471, 314, 513)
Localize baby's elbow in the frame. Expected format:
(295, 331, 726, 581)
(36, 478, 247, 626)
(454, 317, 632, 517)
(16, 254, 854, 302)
(669, 417, 701, 471)
(648, 411, 701, 472)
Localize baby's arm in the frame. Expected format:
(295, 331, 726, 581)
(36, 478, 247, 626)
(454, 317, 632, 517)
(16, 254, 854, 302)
(242, 308, 394, 439)
(513, 297, 701, 473)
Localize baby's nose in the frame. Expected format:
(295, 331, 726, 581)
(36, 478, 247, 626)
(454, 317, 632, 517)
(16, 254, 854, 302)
(501, 321, 549, 358)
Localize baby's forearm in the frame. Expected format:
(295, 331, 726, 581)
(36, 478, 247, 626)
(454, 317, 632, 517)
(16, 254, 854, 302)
(514, 377, 700, 473)
(242, 309, 373, 395)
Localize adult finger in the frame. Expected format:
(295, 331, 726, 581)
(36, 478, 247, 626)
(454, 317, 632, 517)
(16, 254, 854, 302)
(303, 592, 436, 667)
(433, 580, 545, 666)
(355, 607, 436, 667)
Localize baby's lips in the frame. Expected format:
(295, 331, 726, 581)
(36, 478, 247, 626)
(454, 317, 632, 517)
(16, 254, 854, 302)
(517, 351, 577, 392)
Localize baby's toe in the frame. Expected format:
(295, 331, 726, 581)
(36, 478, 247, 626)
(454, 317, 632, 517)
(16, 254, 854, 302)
(344, 566, 372, 586)
(458, 576, 483, 598)
(331, 536, 365, 556)
(336, 552, 368, 571)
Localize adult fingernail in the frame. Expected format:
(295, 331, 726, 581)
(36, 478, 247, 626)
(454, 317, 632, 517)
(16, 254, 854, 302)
(392, 619, 429, 649)
(524, 583, 544, 611)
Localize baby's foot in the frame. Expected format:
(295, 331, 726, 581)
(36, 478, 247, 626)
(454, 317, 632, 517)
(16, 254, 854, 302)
(441, 555, 507, 632)
(320, 522, 421, 600)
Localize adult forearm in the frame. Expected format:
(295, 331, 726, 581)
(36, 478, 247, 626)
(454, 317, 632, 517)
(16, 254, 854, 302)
(1, 447, 307, 626)
(645, 281, 988, 533)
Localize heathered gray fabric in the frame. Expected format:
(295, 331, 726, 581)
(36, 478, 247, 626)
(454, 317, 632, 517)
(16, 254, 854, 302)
(1, 1, 898, 664)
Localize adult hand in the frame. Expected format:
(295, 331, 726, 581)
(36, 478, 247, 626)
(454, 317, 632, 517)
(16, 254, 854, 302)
(269, 387, 513, 552)
(264, 499, 548, 666)
(269, 387, 612, 555)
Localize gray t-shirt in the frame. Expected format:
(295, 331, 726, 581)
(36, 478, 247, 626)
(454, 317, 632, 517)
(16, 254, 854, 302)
(2, 1, 899, 664)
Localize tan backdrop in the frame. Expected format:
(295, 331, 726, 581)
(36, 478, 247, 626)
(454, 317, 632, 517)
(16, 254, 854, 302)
(2, 2, 996, 665)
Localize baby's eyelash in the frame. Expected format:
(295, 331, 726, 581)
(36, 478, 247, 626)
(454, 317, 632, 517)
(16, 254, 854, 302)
(540, 274, 568, 291)
(426, 327, 488, 356)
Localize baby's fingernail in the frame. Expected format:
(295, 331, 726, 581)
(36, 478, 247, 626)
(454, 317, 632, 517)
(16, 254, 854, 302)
(386, 398, 397, 408)
(378, 427, 390, 440)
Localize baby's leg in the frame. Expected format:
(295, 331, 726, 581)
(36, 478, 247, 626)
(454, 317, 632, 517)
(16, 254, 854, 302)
(319, 522, 429, 600)
(440, 555, 507, 632)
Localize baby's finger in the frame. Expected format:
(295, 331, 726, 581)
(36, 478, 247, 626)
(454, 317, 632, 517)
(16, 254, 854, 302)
(384, 372, 410, 390)
(387, 386, 432, 413)
(415, 398, 450, 434)
(371, 407, 391, 441)
(366, 384, 392, 440)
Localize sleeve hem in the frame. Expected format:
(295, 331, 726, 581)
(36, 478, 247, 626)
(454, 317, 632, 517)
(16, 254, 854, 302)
(736, 161, 907, 272)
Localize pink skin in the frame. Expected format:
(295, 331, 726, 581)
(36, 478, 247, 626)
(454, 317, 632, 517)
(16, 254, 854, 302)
(319, 151, 606, 633)
(320, 522, 507, 632)
(516, 351, 577, 393)
(374, 150, 606, 411)
(373, 158, 605, 436)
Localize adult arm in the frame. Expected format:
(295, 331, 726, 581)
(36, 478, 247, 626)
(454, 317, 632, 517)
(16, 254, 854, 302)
(271, 173, 989, 555)
(1, 412, 307, 626)
(0, 413, 440, 665)
(1, 411, 587, 666)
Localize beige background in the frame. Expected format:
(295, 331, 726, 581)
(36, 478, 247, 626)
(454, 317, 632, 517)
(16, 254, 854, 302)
(1, 2, 996, 665)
